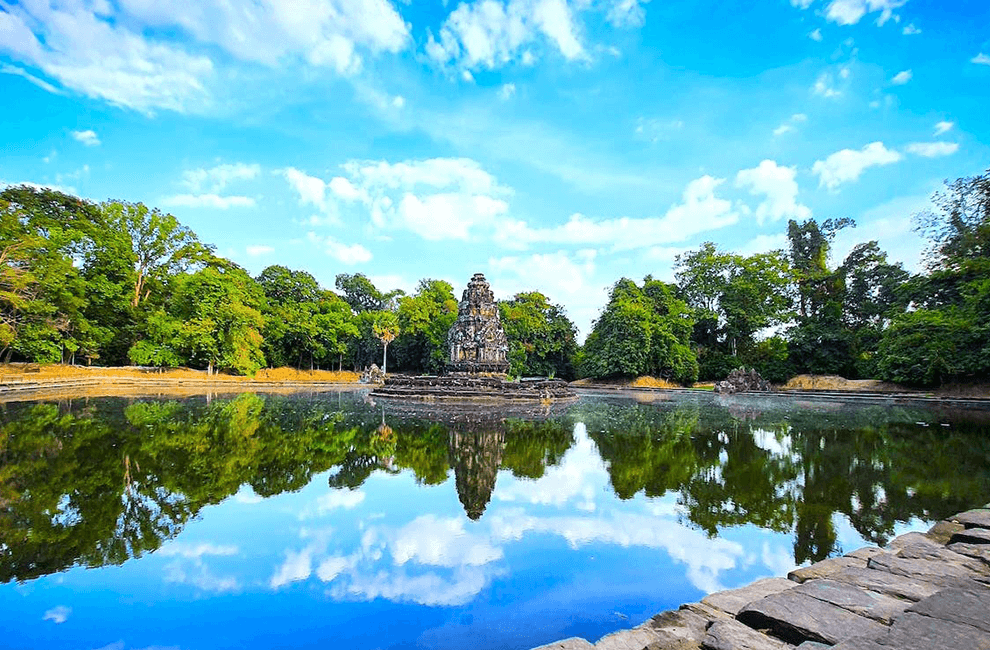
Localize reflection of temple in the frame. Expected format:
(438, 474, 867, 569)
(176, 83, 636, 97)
(448, 430, 505, 520)
(447, 273, 510, 375)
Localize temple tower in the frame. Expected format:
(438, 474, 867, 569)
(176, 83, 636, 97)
(446, 273, 510, 375)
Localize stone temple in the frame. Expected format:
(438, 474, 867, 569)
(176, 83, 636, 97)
(447, 273, 510, 375)
(370, 273, 575, 401)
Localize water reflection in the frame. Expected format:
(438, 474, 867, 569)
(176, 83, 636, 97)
(2, 392, 989, 590)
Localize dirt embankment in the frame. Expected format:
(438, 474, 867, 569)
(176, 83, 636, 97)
(0, 363, 362, 401)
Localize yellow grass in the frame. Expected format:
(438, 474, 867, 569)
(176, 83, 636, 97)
(781, 375, 885, 391)
(0, 363, 360, 384)
(630, 376, 681, 389)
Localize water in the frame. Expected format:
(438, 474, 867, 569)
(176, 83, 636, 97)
(1, 389, 988, 650)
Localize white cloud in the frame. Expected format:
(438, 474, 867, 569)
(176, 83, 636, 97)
(316, 556, 352, 582)
(972, 53, 990, 66)
(246, 245, 274, 256)
(825, 0, 905, 26)
(809, 28, 823, 41)
(339, 566, 490, 606)
(902, 23, 921, 35)
(791, 0, 814, 8)
(736, 160, 812, 225)
(43, 606, 71, 624)
(183, 162, 261, 193)
(607, 0, 651, 27)
(70, 129, 100, 146)
(933, 121, 954, 136)
(282, 167, 332, 214)
(306, 232, 373, 264)
(812, 72, 841, 97)
(891, 69, 912, 85)
(904, 141, 959, 158)
(635, 117, 684, 143)
(739, 233, 789, 257)
(426, 0, 587, 71)
(391, 515, 503, 567)
(498, 82, 517, 100)
(270, 548, 314, 588)
(392, 95, 405, 108)
(773, 113, 807, 136)
(0, 63, 64, 95)
(158, 542, 239, 558)
(812, 142, 902, 190)
(161, 194, 256, 209)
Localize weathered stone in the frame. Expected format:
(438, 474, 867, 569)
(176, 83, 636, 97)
(845, 547, 884, 561)
(594, 627, 661, 650)
(360, 363, 385, 383)
(702, 619, 793, 650)
(894, 542, 990, 579)
(866, 552, 988, 588)
(928, 520, 965, 544)
(952, 508, 990, 530)
(829, 567, 942, 602)
(788, 556, 865, 583)
(647, 608, 713, 643)
(713, 368, 771, 394)
(886, 531, 941, 552)
(736, 591, 887, 645)
(446, 273, 510, 375)
(830, 611, 990, 650)
(681, 602, 733, 624)
(792, 578, 909, 624)
(533, 638, 595, 650)
(907, 587, 990, 633)
(948, 527, 990, 545)
(702, 578, 797, 616)
(947, 541, 990, 563)
(645, 637, 701, 650)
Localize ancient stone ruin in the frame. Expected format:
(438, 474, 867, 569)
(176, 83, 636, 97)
(447, 273, 510, 376)
(714, 367, 772, 394)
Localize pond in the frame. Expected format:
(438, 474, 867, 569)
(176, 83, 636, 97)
(2, 389, 989, 650)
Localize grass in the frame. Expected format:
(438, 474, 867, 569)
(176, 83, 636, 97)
(0, 363, 361, 384)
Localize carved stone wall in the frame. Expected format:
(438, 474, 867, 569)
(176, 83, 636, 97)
(447, 273, 510, 375)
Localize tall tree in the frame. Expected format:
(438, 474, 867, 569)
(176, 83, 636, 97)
(395, 279, 458, 374)
(372, 312, 399, 373)
(499, 291, 579, 379)
(335, 273, 404, 313)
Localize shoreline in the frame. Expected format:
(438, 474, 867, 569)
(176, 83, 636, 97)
(532, 507, 990, 650)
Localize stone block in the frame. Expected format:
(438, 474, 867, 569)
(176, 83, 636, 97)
(928, 520, 965, 544)
(947, 541, 990, 563)
(646, 608, 713, 643)
(845, 547, 884, 561)
(867, 551, 988, 588)
(702, 578, 797, 616)
(792, 578, 909, 624)
(595, 627, 661, 650)
(828, 567, 941, 602)
(533, 638, 595, 650)
(948, 527, 990, 545)
(736, 591, 887, 645)
(886, 531, 940, 552)
(952, 509, 990, 530)
(788, 556, 865, 583)
(906, 587, 990, 633)
(702, 619, 793, 650)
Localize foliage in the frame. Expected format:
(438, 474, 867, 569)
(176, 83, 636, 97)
(499, 291, 578, 379)
(335, 273, 404, 313)
(394, 279, 458, 374)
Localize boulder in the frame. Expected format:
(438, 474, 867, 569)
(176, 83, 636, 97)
(714, 368, 771, 394)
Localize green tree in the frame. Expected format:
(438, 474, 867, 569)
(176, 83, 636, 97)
(395, 279, 458, 374)
(372, 311, 399, 373)
(499, 291, 579, 379)
(335, 273, 404, 313)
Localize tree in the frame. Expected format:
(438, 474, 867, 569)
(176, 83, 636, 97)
(499, 291, 579, 379)
(335, 273, 404, 313)
(395, 279, 458, 374)
(100, 201, 210, 307)
(372, 312, 399, 373)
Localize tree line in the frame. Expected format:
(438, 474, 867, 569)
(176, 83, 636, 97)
(1, 167, 988, 386)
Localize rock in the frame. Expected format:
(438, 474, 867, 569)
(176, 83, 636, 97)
(713, 368, 772, 394)
(845, 547, 885, 561)
(594, 627, 661, 650)
(894, 543, 990, 580)
(360, 364, 385, 383)
(794, 644, 831, 650)
(949, 527, 990, 545)
(788, 556, 866, 583)
(829, 567, 942, 602)
(830, 611, 990, 650)
(907, 587, 990, 634)
(947, 541, 990, 563)
(681, 602, 733, 624)
(702, 619, 793, 650)
(887, 531, 941, 552)
(951, 509, 990, 530)
(646, 608, 713, 643)
(736, 591, 887, 645)
(533, 639, 595, 650)
(791, 578, 909, 624)
(866, 552, 989, 588)
(928, 520, 966, 544)
(702, 578, 797, 616)
(446, 273, 510, 375)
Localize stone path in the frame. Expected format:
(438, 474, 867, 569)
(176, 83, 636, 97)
(531, 507, 990, 650)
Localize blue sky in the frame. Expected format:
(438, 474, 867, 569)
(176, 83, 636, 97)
(1, 0, 989, 338)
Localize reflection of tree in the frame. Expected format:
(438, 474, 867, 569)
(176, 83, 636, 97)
(581, 397, 990, 564)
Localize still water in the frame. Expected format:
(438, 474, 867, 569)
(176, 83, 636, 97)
(2, 389, 989, 650)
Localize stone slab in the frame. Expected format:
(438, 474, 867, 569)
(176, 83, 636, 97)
(867, 552, 989, 588)
(948, 527, 990, 545)
(534, 639, 595, 650)
(907, 587, 990, 634)
(830, 611, 990, 650)
(595, 627, 661, 650)
(792, 578, 909, 624)
(681, 602, 732, 625)
(788, 556, 865, 583)
(644, 637, 700, 650)
(845, 547, 884, 561)
(736, 591, 887, 645)
(928, 520, 965, 544)
(702, 578, 797, 616)
(952, 509, 990, 530)
(702, 619, 793, 650)
(887, 531, 941, 552)
(894, 543, 990, 580)
(794, 644, 831, 650)
(646, 608, 714, 643)
(829, 567, 942, 602)
(947, 541, 990, 564)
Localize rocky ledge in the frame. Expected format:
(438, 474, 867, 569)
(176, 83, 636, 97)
(533, 506, 990, 650)
(370, 375, 576, 401)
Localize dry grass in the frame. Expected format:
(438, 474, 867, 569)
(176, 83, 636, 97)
(0, 363, 361, 384)
(630, 376, 681, 389)
(781, 375, 887, 392)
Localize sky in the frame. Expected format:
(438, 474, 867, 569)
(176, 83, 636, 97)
(1, 0, 989, 339)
